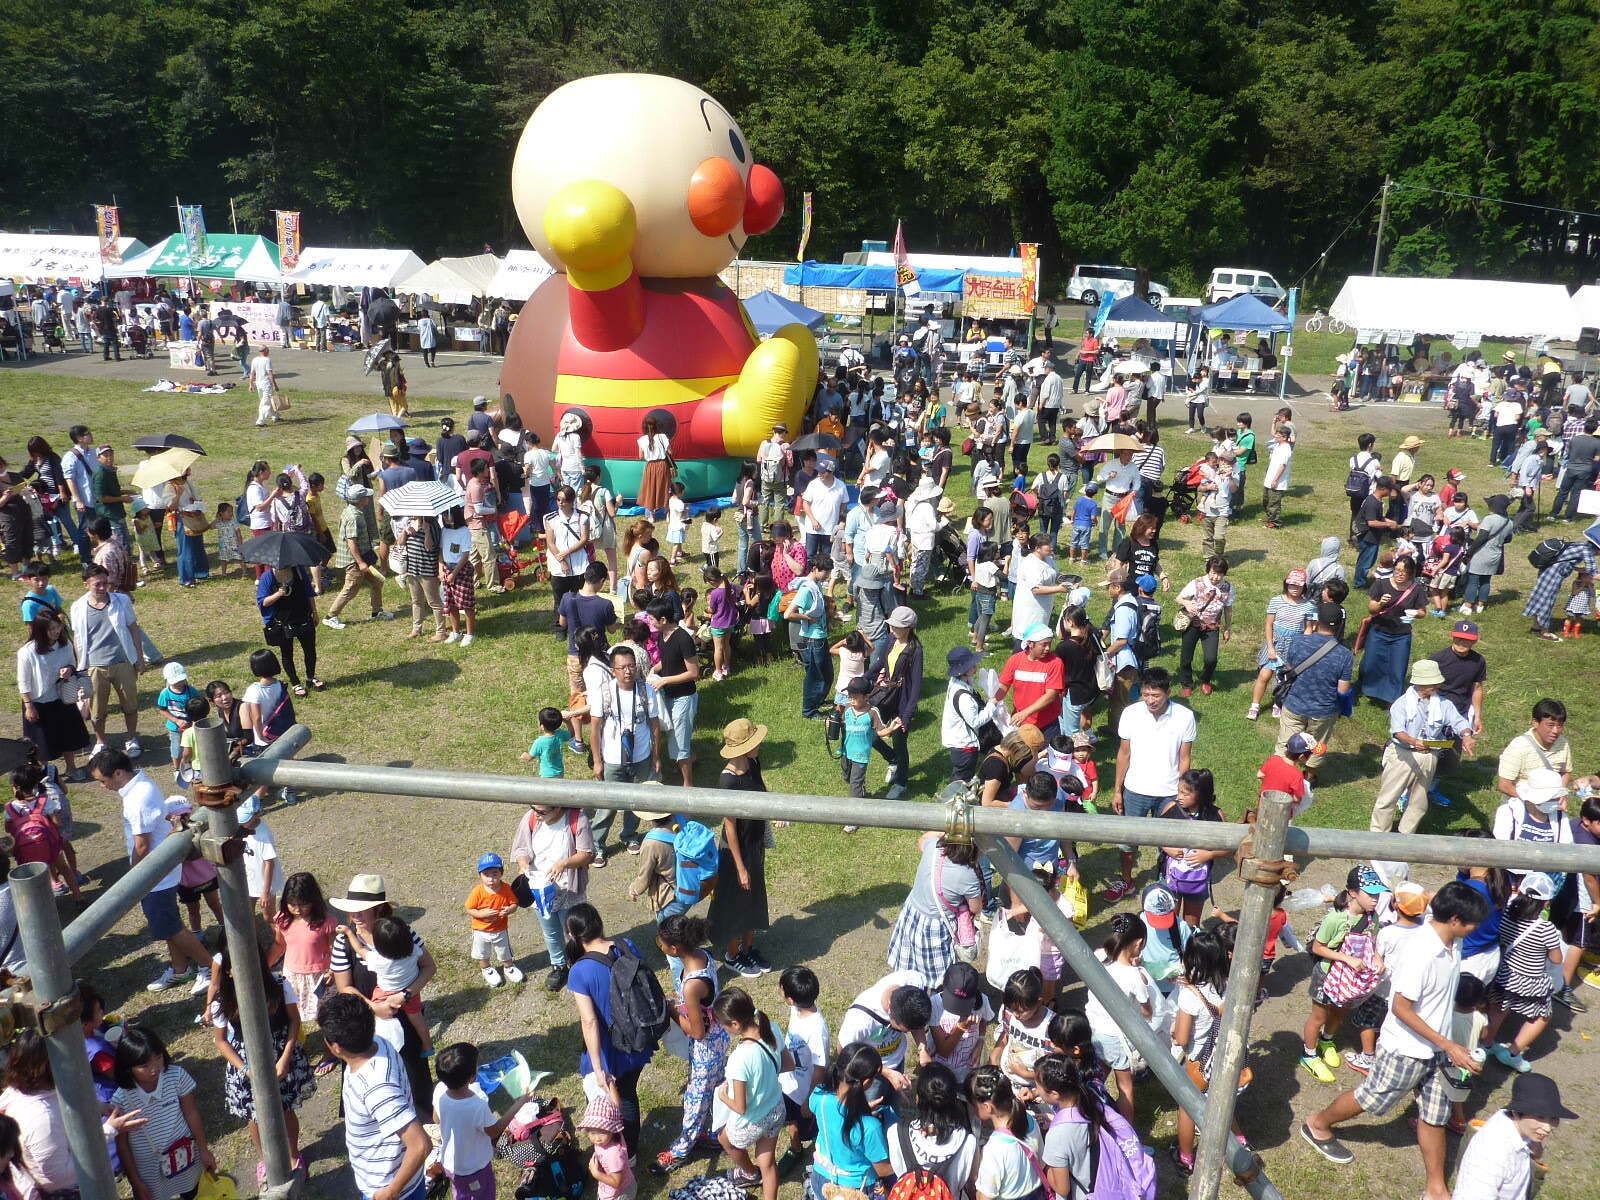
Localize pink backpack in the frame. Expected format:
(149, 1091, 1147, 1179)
(6, 795, 60, 867)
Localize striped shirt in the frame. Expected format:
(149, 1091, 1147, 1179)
(330, 927, 426, 975)
(111, 1066, 201, 1200)
(343, 1038, 420, 1197)
(1493, 915, 1561, 999)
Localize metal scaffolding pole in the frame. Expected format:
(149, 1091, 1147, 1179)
(1190, 791, 1294, 1200)
(238, 752, 1600, 876)
(10, 862, 120, 1200)
(62, 826, 198, 965)
(195, 718, 298, 1196)
(982, 838, 1283, 1200)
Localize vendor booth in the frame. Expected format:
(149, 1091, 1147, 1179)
(115, 233, 283, 284)
(398, 254, 502, 306)
(0, 233, 147, 284)
(487, 250, 557, 302)
(282, 246, 425, 292)
(1196, 293, 1291, 392)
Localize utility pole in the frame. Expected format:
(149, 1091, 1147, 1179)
(1372, 175, 1392, 275)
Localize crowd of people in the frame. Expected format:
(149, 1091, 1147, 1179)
(0, 327, 1596, 1200)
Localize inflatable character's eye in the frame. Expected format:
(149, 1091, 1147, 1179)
(728, 130, 746, 163)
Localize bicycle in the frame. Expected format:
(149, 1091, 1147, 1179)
(1303, 312, 1348, 335)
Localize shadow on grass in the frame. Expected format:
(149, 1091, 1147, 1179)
(334, 657, 463, 689)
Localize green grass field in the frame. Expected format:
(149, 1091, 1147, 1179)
(7, 370, 1598, 1199)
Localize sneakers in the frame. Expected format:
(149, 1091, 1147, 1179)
(1555, 984, 1588, 1013)
(1428, 786, 1454, 808)
(544, 966, 569, 992)
(745, 947, 774, 975)
(730, 952, 762, 978)
(1300, 1053, 1337, 1083)
(591, 851, 607, 868)
(189, 969, 212, 995)
(1180, 686, 1193, 698)
(1201, 682, 1215, 695)
(625, 841, 642, 855)
(444, 631, 460, 643)
(884, 785, 906, 800)
(124, 737, 142, 758)
(147, 964, 197, 992)
(570, 738, 586, 755)
(1245, 703, 1260, 721)
(1318, 1038, 1341, 1068)
(322, 616, 347, 629)
(1103, 879, 1134, 902)
(1342, 1050, 1374, 1075)
(502, 963, 525, 984)
(1490, 1043, 1531, 1073)
(460, 634, 474, 647)
(372, 610, 396, 621)
(90, 741, 107, 757)
(482, 966, 504, 987)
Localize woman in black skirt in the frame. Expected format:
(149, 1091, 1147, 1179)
(707, 718, 773, 978)
(17, 615, 90, 778)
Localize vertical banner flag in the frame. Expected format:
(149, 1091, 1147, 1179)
(275, 211, 302, 272)
(893, 220, 920, 297)
(796, 192, 813, 262)
(1018, 242, 1040, 311)
(179, 205, 209, 265)
(95, 206, 122, 265)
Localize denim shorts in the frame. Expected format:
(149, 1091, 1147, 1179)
(665, 692, 699, 762)
(1069, 525, 1092, 549)
(973, 589, 997, 616)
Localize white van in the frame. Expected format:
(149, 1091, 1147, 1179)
(1065, 264, 1170, 308)
(1206, 268, 1286, 304)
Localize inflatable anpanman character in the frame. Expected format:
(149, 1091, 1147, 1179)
(501, 73, 817, 504)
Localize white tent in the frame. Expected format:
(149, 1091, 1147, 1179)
(284, 247, 425, 291)
(864, 250, 1023, 275)
(1572, 285, 1600, 332)
(1329, 275, 1581, 342)
(488, 249, 557, 301)
(397, 254, 503, 305)
(0, 233, 147, 283)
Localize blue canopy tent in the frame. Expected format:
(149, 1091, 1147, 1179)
(1198, 293, 1291, 333)
(1097, 294, 1172, 340)
(743, 289, 825, 336)
(1196, 293, 1292, 392)
(783, 261, 969, 293)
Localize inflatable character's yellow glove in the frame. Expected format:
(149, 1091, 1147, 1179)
(543, 180, 636, 291)
(721, 323, 818, 455)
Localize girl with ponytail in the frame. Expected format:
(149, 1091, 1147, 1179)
(713, 987, 787, 1200)
(808, 1042, 894, 1198)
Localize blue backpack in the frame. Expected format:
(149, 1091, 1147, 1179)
(645, 818, 720, 904)
(1053, 1106, 1156, 1200)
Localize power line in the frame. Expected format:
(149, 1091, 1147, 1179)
(1390, 181, 1600, 223)
(1290, 187, 1383, 289)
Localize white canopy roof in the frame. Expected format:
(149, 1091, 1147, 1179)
(488, 249, 557, 300)
(396, 254, 503, 305)
(0, 233, 148, 283)
(1329, 275, 1580, 342)
(284, 246, 425, 290)
(865, 250, 1023, 275)
(1572, 285, 1600, 332)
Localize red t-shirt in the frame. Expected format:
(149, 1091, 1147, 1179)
(1000, 651, 1066, 730)
(1258, 755, 1308, 807)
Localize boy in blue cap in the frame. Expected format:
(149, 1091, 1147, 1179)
(465, 852, 522, 986)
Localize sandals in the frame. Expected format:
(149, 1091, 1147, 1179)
(314, 1057, 339, 1077)
(292, 684, 308, 697)
(309, 678, 326, 691)
(649, 1151, 692, 1177)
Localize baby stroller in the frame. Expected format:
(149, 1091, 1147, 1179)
(1169, 458, 1206, 522)
(126, 324, 152, 358)
(931, 522, 969, 593)
(494, 510, 546, 589)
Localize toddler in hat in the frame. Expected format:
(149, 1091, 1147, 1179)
(465, 853, 522, 988)
(579, 1094, 635, 1200)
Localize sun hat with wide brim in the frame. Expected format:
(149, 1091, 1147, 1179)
(1408, 659, 1445, 687)
(632, 810, 672, 822)
(1399, 435, 1425, 451)
(720, 717, 769, 758)
(330, 873, 389, 912)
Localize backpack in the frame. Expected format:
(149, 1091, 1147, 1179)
(1054, 1106, 1157, 1200)
(506, 1103, 585, 1200)
(1528, 537, 1571, 571)
(887, 1121, 957, 1200)
(583, 940, 669, 1055)
(758, 443, 787, 484)
(1036, 473, 1063, 519)
(1130, 597, 1161, 664)
(1448, 377, 1473, 410)
(1343, 460, 1372, 497)
(5, 794, 61, 867)
(645, 820, 721, 904)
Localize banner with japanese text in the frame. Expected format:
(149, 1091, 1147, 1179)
(179, 205, 208, 265)
(95, 206, 122, 265)
(275, 211, 302, 272)
(796, 192, 813, 262)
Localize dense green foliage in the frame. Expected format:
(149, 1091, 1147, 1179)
(6, 0, 1600, 298)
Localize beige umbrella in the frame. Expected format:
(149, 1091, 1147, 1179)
(130, 447, 200, 489)
(1082, 432, 1143, 454)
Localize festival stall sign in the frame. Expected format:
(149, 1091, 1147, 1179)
(115, 233, 283, 283)
(486, 249, 557, 302)
(963, 270, 1034, 320)
(224, 301, 288, 347)
(168, 341, 207, 371)
(284, 247, 427, 291)
(0, 234, 148, 283)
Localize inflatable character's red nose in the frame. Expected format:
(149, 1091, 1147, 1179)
(743, 164, 784, 235)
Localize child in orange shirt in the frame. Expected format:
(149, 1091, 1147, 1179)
(465, 852, 523, 987)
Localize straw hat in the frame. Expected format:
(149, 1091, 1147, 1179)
(719, 717, 768, 759)
(329, 873, 389, 913)
(937, 497, 957, 515)
(1399, 435, 1425, 451)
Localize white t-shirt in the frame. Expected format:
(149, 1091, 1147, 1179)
(595, 681, 662, 765)
(242, 679, 289, 748)
(802, 477, 849, 535)
(432, 1083, 496, 1177)
(1116, 701, 1198, 797)
(779, 1008, 830, 1105)
(343, 1040, 420, 1198)
(1177, 982, 1223, 1061)
(1010, 554, 1058, 638)
(243, 823, 282, 898)
(248, 355, 275, 393)
(837, 970, 942, 1069)
(246, 480, 273, 530)
(523, 447, 554, 488)
(997, 1006, 1053, 1090)
(440, 526, 471, 566)
(1379, 923, 1460, 1059)
(545, 508, 591, 578)
(862, 448, 891, 488)
(975, 1120, 1043, 1200)
(667, 496, 687, 534)
(1264, 440, 1293, 490)
(1085, 954, 1151, 1036)
(120, 772, 181, 891)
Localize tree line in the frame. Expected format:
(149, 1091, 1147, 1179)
(5, 0, 1599, 302)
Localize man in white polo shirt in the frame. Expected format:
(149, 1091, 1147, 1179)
(1105, 666, 1195, 902)
(1301, 880, 1490, 1200)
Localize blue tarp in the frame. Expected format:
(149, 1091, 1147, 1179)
(783, 261, 968, 293)
(743, 289, 826, 335)
(1198, 293, 1291, 333)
